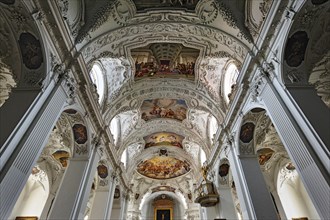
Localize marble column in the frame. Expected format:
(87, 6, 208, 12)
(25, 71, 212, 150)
(0, 73, 70, 220)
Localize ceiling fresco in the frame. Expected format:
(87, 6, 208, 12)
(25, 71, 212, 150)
(144, 132, 184, 149)
(133, 0, 200, 12)
(141, 99, 187, 122)
(132, 43, 198, 79)
(137, 156, 190, 179)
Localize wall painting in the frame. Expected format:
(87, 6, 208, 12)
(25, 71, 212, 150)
(72, 124, 88, 144)
(18, 32, 43, 69)
(284, 31, 309, 67)
(97, 164, 108, 179)
(239, 122, 255, 143)
(219, 164, 230, 177)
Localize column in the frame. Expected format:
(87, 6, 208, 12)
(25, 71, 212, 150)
(119, 191, 129, 220)
(258, 73, 330, 219)
(104, 175, 118, 219)
(239, 155, 279, 219)
(75, 144, 102, 219)
(218, 186, 238, 219)
(227, 146, 254, 219)
(89, 174, 117, 219)
(203, 206, 220, 220)
(287, 86, 330, 148)
(0, 73, 70, 220)
(39, 171, 65, 219)
(47, 157, 89, 220)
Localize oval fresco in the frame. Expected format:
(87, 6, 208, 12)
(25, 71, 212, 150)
(257, 148, 274, 165)
(18, 32, 43, 69)
(141, 99, 187, 121)
(144, 132, 184, 149)
(284, 31, 309, 67)
(137, 156, 190, 179)
(239, 122, 255, 143)
(72, 124, 88, 144)
(219, 164, 230, 177)
(97, 164, 108, 179)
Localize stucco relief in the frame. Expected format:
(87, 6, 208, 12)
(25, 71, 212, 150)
(81, 23, 248, 61)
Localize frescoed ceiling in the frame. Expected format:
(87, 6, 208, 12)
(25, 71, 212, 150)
(132, 43, 198, 79)
(144, 132, 184, 149)
(141, 99, 188, 122)
(53, 0, 277, 211)
(137, 156, 191, 179)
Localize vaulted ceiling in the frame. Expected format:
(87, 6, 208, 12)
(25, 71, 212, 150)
(55, 0, 273, 201)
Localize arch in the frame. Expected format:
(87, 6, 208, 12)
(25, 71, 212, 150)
(9, 167, 50, 219)
(139, 191, 187, 220)
(61, 108, 91, 158)
(0, 1, 49, 147)
(279, 0, 330, 148)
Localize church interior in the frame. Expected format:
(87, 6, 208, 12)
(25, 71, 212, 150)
(0, 0, 329, 219)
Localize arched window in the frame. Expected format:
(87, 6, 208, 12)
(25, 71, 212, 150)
(200, 149, 206, 166)
(223, 63, 239, 103)
(121, 149, 127, 168)
(89, 63, 105, 103)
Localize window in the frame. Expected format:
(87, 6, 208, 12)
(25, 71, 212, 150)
(223, 63, 239, 103)
(90, 63, 105, 103)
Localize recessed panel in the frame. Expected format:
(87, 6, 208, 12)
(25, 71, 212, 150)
(141, 99, 187, 121)
(137, 156, 190, 179)
(144, 132, 184, 149)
